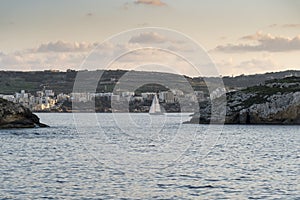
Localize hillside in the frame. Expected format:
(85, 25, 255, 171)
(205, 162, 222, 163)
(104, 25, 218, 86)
(0, 69, 299, 95)
(187, 76, 300, 125)
(0, 70, 197, 95)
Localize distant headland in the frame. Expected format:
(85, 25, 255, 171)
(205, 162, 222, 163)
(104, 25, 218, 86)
(187, 76, 300, 125)
(0, 69, 300, 125)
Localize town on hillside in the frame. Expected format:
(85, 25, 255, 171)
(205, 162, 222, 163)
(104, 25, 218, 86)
(0, 69, 299, 112)
(0, 88, 210, 112)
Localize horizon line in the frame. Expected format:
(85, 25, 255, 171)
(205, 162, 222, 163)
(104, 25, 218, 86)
(0, 68, 299, 78)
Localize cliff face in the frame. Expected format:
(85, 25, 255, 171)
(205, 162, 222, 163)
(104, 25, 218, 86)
(188, 77, 300, 125)
(226, 91, 300, 124)
(0, 98, 49, 129)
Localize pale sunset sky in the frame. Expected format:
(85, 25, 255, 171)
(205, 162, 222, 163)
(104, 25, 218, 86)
(0, 0, 299, 76)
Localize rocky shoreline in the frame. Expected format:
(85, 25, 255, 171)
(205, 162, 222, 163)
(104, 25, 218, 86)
(0, 98, 49, 129)
(187, 77, 300, 125)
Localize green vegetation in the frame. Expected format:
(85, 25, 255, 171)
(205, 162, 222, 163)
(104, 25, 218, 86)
(240, 95, 266, 108)
(265, 76, 300, 84)
(242, 79, 300, 96)
(233, 76, 300, 109)
(243, 85, 284, 95)
(0, 70, 299, 95)
(0, 70, 209, 95)
(0, 77, 39, 94)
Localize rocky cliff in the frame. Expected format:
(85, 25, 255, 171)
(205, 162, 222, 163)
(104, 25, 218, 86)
(0, 98, 49, 129)
(188, 76, 300, 125)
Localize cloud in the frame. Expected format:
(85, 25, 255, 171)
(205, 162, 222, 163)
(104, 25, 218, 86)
(86, 12, 93, 17)
(1, 39, 193, 73)
(216, 57, 281, 76)
(239, 31, 272, 40)
(0, 41, 94, 70)
(0, 51, 88, 71)
(268, 24, 277, 28)
(237, 58, 279, 72)
(215, 32, 300, 52)
(122, 2, 130, 10)
(167, 43, 195, 52)
(128, 32, 188, 47)
(0, 51, 43, 70)
(129, 32, 166, 44)
(0, 53, 23, 66)
(35, 41, 97, 53)
(137, 22, 150, 27)
(134, 0, 166, 6)
(108, 48, 199, 76)
(269, 23, 300, 28)
(219, 36, 227, 40)
(282, 24, 300, 28)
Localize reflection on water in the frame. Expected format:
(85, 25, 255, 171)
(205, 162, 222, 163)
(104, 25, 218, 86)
(0, 113, 299, 199)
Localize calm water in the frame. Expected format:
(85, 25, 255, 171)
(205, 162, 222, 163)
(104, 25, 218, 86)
(0, 113, 299, 199)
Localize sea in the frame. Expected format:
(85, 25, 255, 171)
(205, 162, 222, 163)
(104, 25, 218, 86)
(1, 113, 299, 199)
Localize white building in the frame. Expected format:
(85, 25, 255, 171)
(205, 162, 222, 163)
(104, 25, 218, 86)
(70, 92, 93, 102)
(121, 91, 135, 97)
(45, 90, 55, 97)
(111, 94, 120, 101)
(171, 89, 184, 97)
(0, 95, 15, 102)
(57, 93, 70, 102)
(159, 91, 175, 103)
(210, 88, 226, 100)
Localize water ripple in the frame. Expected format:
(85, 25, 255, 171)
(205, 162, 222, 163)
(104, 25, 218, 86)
(0, 113, 299, 199)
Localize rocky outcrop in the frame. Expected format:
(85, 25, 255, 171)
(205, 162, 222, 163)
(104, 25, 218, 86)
(0, 98, 49, 129)
(187, 77, 300, 125)
(230, 92, 300, 124)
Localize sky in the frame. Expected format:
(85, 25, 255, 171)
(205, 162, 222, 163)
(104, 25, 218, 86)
(0, 0, 300, 76)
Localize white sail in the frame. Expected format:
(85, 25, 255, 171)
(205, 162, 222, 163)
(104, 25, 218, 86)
(149, 94, 162, 114)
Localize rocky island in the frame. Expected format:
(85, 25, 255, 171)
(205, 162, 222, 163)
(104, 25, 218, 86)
(0, 98, 49, 129)
(187, 76, 300, 125)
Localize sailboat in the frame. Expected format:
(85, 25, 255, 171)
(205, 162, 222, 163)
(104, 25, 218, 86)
(149, 94, 163, 115)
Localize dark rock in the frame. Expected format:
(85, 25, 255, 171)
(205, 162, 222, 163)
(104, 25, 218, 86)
(0, 98, 49, 129)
